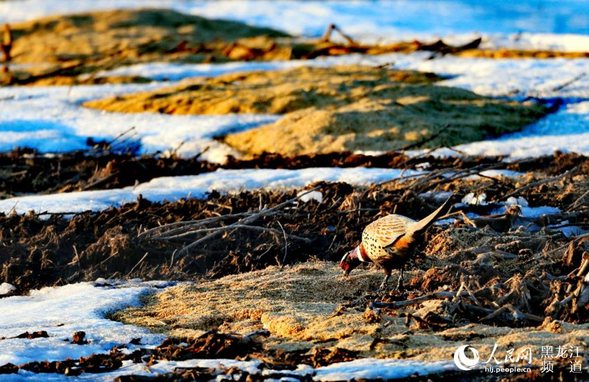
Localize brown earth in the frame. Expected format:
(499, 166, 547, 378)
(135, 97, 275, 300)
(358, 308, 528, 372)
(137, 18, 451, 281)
(114, 261, 589, 368)
(2, 148, 588, 198)
(84, 66, 547, 156)
(1, 153, 588, 295)
(1, 9, 586, 86)
(2, 330, 582, 381)
(0, 8, 289, 85)
(83, 66, 441, 114)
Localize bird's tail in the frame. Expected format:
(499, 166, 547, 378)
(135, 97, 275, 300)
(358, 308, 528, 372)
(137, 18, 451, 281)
(407, 195, 453, 237)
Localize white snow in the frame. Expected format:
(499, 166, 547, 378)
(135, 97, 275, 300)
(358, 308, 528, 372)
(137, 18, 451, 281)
(0, 281, 167, 366)
(97, 61, 312, 82)
(297, 190, 324, 204)
(432, 101, 589, 159)
(314, 358, 457, 381)
(462, 193, 488, 206)
(11, 53, 581, 161)
(505, 196, 530, 208)
(0, 282, 16, 296)
(402, 56, 589, 99)
(99, 54, 589, 100)
(492, 204, 561, 219)
(7, 357, 458, 381)
(0, 84, 277, 162)
(0, 168, 422, 215)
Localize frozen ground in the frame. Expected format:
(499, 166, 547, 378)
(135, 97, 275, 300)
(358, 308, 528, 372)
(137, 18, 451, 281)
(0, 281, 457, 381)
(0, 166, 564, 223)
(9, 351, 456, 381)
(1, 2, 588, 380)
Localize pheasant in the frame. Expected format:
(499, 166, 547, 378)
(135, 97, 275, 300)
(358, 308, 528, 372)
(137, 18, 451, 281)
(340, 196, 452, 290)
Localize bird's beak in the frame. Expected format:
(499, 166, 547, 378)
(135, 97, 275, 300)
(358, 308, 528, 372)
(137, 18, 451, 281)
(343, 269, 350, 277)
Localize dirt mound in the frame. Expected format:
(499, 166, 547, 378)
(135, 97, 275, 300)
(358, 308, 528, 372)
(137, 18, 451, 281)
(8, 9, 288, 63)
(84, 66, 440, 114)
(84, 66, 547, 156)
(1, 8, 288, 85)
(2, 10, 586, 86)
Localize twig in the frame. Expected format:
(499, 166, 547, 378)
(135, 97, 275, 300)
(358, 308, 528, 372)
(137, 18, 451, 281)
(139, 212, 252, 238)
(277, 221, 289, 267)
(396, 131, 443, 151)
(567, 189, 589, 212)
(503, 167, 578, 198)
(1, 24, 12, 63)
(370, 290, 463, 309)
(174, 186, 321, 257)
(321, 23, 356, 45)
(82, 171, 119, 191)
(128, 252, 149, 276)
(153, 223, 310, 243)
(480, 303, 542, 323)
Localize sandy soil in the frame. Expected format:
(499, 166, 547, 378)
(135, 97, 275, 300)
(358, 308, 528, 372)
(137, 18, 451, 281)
(1, 8, 288, 85)
(114, 261, 589, 367)
(2, 9, 586, 86)
(84, 65, 547, 156)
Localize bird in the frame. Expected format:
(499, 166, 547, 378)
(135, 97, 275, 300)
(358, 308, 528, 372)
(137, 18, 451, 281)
(340, 196, 452, 290)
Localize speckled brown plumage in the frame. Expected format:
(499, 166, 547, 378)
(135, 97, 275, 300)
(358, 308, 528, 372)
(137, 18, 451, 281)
(340, 196, 453, 290)
(361, 214, 417, 274)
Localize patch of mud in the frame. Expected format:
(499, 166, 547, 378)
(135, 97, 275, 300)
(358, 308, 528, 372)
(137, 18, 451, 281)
(0, 149, 217, 198)
(84, 66, 547, 156)
(0, 182, 441, 292)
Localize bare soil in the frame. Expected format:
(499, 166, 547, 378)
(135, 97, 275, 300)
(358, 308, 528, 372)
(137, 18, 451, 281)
(84, 66, 547, 156)
(2, 9, 586, 86)
(1, 9, 288, 85)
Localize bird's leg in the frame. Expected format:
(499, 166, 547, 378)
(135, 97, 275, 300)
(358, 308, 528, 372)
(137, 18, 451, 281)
(394, 269, 404, 292)
(378, 274, 390, 291)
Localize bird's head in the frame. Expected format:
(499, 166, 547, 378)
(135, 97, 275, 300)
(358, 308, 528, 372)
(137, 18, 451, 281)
(340, 246, 362, 276)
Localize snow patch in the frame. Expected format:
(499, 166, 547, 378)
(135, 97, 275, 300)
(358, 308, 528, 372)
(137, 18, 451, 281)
(314, 358, 457, 381)
(0, 282, 167, 366)
(0, 282, 16, 296)
(0, 168, 423, 215)
(0, 84, 277, 162)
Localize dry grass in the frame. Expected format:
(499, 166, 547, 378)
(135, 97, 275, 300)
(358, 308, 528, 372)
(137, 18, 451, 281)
(84, 65, 546, 156)
(114, 261, 589, 365)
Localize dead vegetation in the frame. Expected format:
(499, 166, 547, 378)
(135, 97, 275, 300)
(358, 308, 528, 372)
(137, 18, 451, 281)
(0, 152, 588, 379)
(0, 8, 288, 85)
(84, 65, 547, 155)
(1, 9, 586, 86)
(0, 152, 587, 296)
(4, 148, 586, 198)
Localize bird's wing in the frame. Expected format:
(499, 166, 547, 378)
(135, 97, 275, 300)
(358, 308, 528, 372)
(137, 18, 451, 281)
(363, 214, 416, 248)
